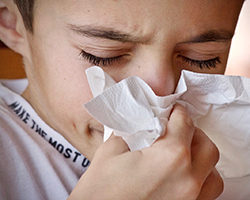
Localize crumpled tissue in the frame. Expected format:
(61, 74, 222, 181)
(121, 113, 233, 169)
(84, 66, 250, 190)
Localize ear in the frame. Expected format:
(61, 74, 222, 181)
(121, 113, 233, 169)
(0, 0, 25, 54)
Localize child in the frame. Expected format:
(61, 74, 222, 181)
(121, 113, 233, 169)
(0, 0, 244, 199)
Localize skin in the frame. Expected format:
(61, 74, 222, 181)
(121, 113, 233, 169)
(0, 0, 244, 199)
(69, 105, 223, 200)
(226, 2, 250, 77)
(12, 0, 243, 160)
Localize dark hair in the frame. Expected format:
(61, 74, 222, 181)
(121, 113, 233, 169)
(13, 0, 35, 32)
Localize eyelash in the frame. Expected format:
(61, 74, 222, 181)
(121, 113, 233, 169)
(80, 50, 221, 70)
(180, 56, 221, 69)
(80, 50, 124, 66)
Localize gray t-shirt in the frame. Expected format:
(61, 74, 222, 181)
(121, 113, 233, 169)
(0, 80, 89, 200)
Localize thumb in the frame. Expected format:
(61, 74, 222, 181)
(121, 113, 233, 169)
(96, 133, 130, 158)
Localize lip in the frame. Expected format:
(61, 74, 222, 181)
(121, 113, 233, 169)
(89, 123, 104, 135)
(95, 129, 104, 134)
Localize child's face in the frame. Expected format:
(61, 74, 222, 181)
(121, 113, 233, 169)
(22, 0, 243, 159)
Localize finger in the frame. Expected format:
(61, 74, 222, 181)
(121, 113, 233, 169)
(96, 133, 130, 158)
(154, 103, 195, 148)
(191, 128, 220, 178)
(196, 168, 224, 200)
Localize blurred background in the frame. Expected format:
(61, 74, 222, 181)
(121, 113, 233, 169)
(0, 39, 25, 79)
(0, 1, 249, 79)
(226, 1, 250, 77)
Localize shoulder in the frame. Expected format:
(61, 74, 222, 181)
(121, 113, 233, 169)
(0, 78, 28, 94)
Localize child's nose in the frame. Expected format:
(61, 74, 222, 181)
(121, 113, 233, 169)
(122, 57, 180, 97)
(140, 65, 179, 96)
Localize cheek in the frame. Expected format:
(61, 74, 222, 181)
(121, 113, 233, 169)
(45, 58, 93, 114)
(30, 41, 94, 123)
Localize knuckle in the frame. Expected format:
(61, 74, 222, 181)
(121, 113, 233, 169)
(209, 170, 224, 198)
(196, 169, 224, 200)
(172, 145, 191, 166)
(206, 139, 220, 164)
(195, 127, 220, 164)
(183, 115, 195, 131)
(178, 109, 195, 131)
(215, 175, 224, 198)
(212, 146, 220, 164)
(212, 143, 220, 161)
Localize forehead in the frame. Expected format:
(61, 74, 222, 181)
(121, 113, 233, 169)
(33, 0, 243, 41)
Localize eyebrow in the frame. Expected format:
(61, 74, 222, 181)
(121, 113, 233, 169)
(181, 30, 234, 44)
(68, 24, 147, 44)
(68, 24, 234, 44)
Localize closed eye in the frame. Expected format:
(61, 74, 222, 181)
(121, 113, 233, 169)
(180, 56, 221, 70)
(79, 50, 126, 67)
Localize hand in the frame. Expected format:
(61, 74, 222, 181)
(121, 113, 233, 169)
(68, 104, 223, 200)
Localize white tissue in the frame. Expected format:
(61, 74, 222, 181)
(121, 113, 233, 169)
(85, 67, 185, 151)
(84, 66, 250, 184)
